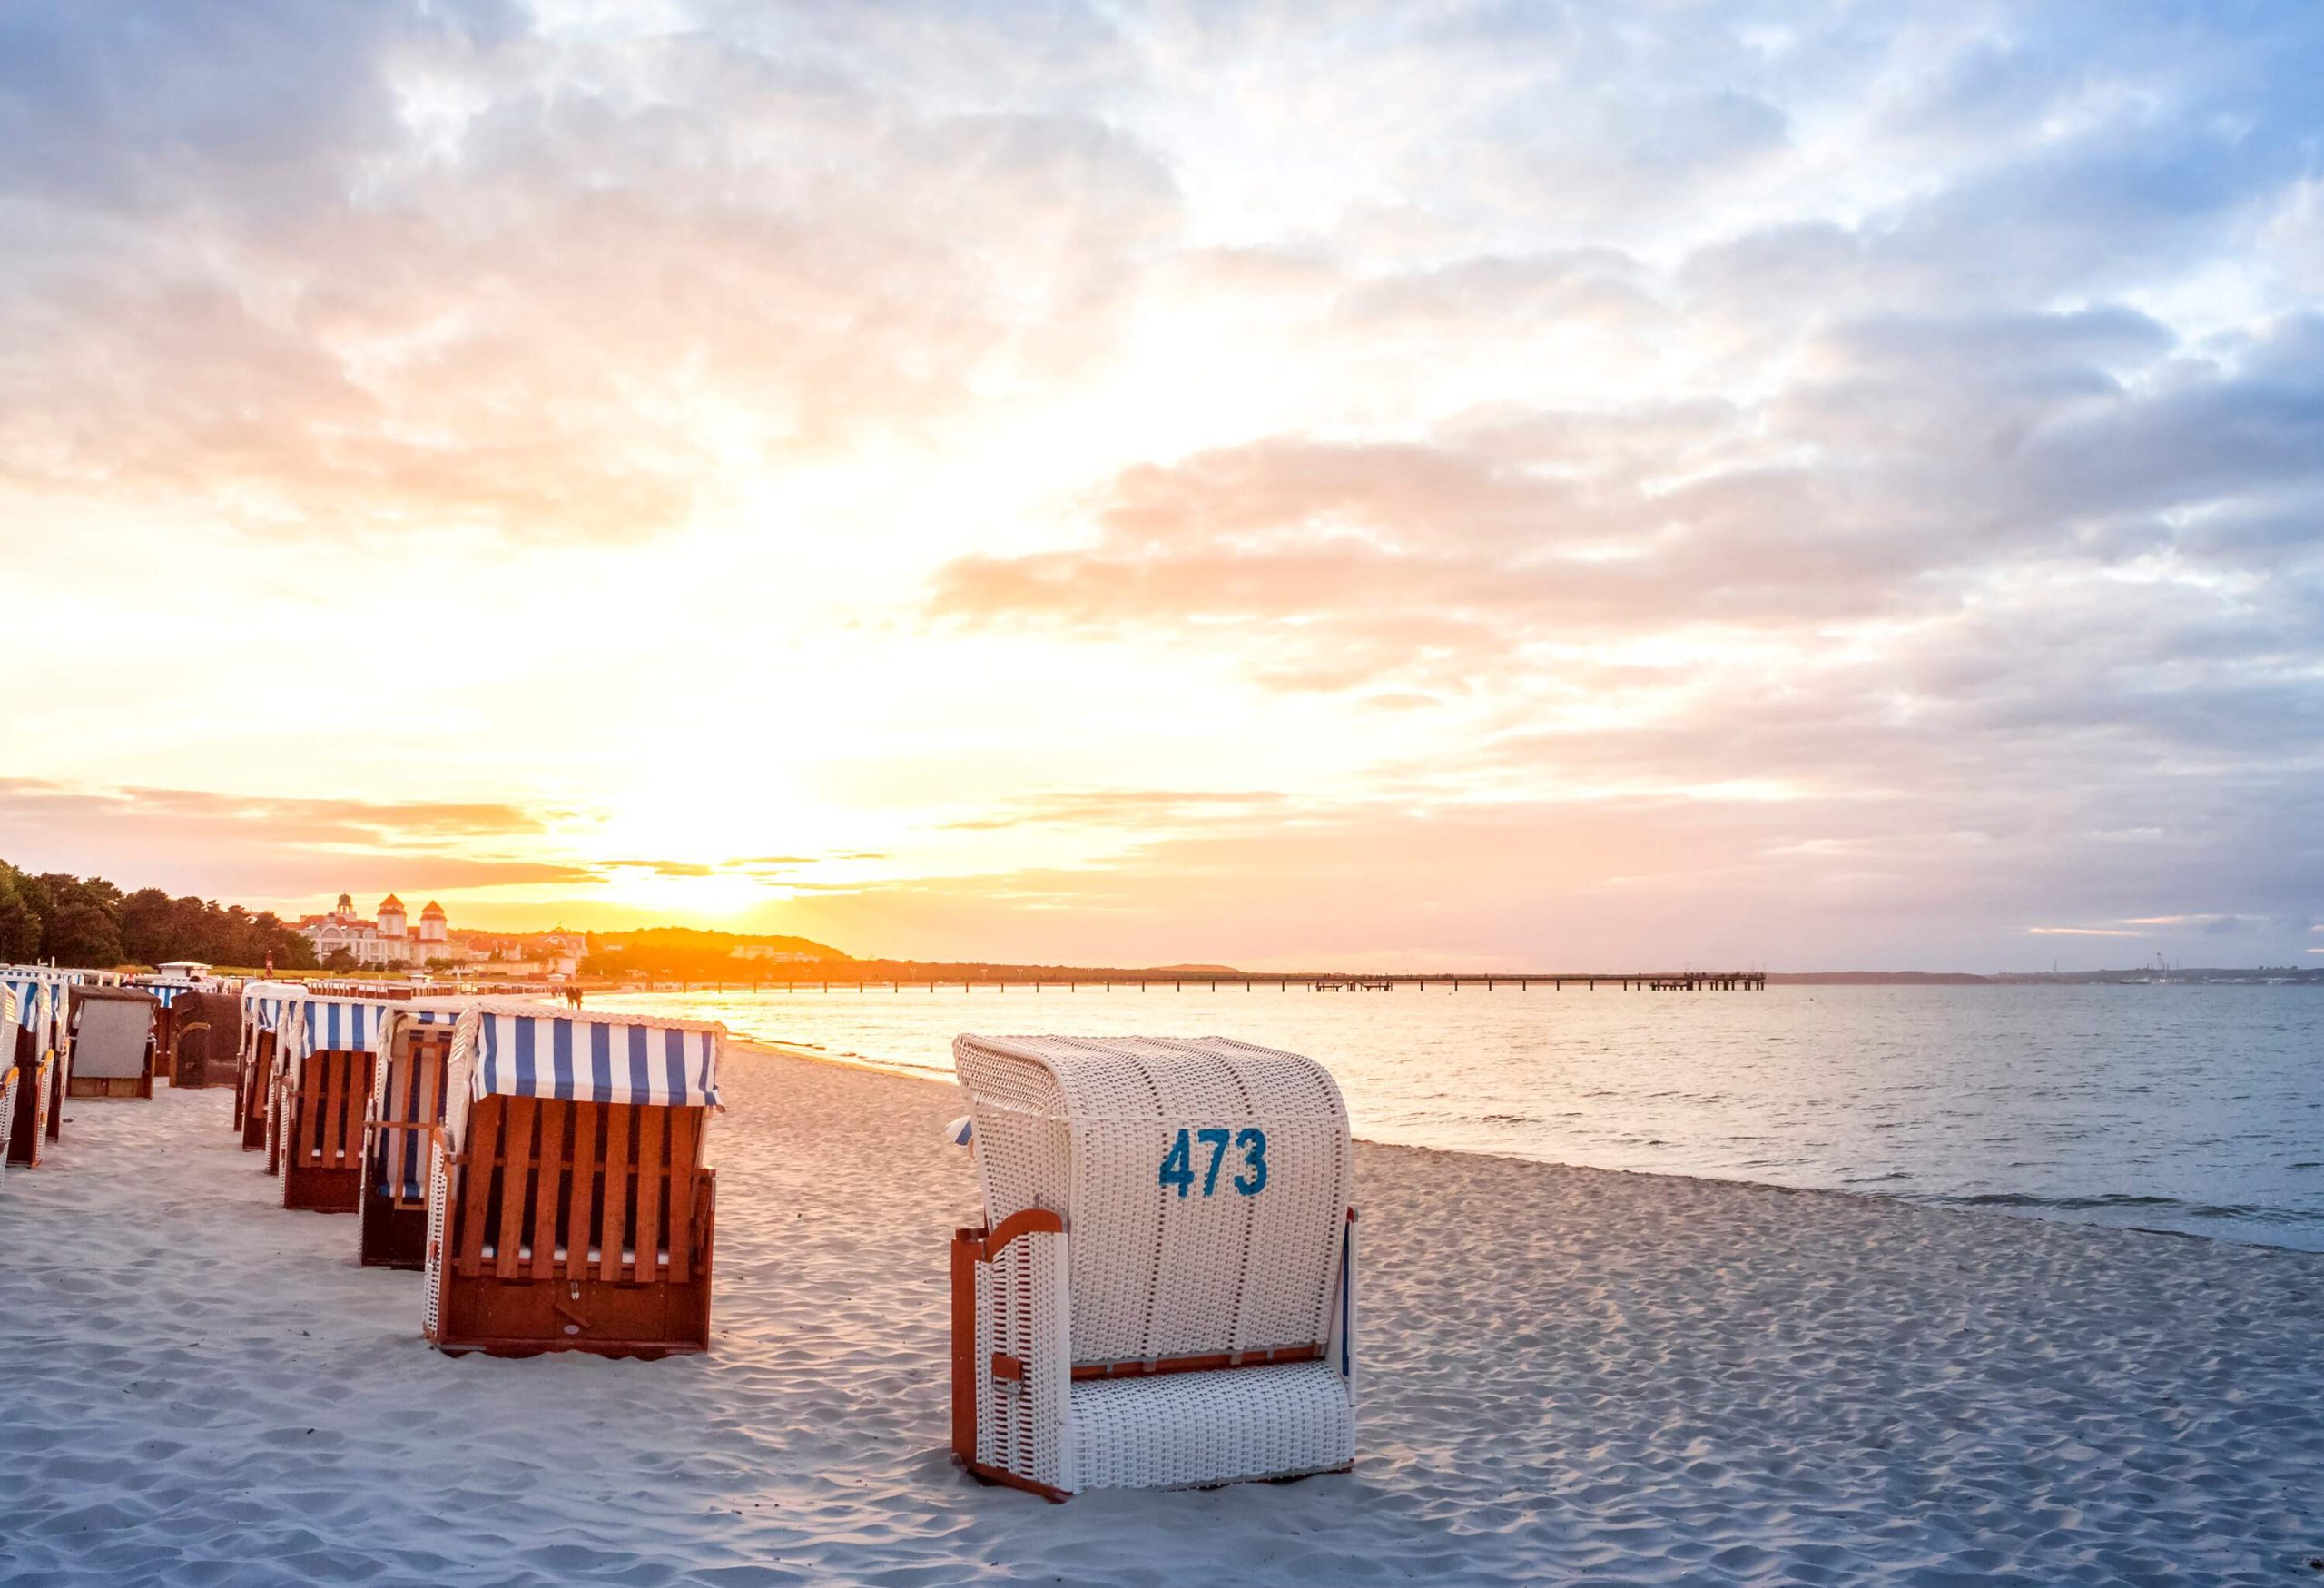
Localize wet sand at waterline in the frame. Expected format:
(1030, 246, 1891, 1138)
(3, 1043, 2318, 1585)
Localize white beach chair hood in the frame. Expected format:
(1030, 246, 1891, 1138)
(951, 1032, 1357, 1494)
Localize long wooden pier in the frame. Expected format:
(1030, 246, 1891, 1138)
(638, 970, 1767, 994)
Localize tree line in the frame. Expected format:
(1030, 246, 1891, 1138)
(0, 859, 319, 972)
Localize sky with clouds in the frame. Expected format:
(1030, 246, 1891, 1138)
(3, 0, 2319, 970)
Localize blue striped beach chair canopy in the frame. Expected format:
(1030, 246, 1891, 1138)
(297, 994, 403, 1057)
(310, 992, 511, 1056)
(441, 1004, 725, 1150)
(284, 991, 469, 1091)
(133, 977, 208, 1007)
(1, 970, 64, 1045)
(386, 999, 478, 1031)
(241, 981, 309, 1031)
(369, 998, 498, 1202)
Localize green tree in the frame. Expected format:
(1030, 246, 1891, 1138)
(0, 863, 46, 962)
(29, 872, 123, 967)
(2, 858, 322, 972)
(43, 901, 124, 967)
(117, 887, 177, 963)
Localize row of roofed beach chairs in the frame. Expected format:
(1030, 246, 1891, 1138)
(223, 985, 725, 1356)
(2, 963, 163, 1176)
(11, 965, 1360, 1497)
(4, 964, 261, 1174)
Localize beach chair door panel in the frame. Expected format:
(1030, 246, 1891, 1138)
(438, 1096, 714, 1357)
(282, 1050, 371, 1212)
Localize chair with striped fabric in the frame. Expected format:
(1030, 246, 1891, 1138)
(3, 972, 65, 1170)
(41, 971, 91, 1142)
(423, 1006, 724, 1358)
(277, 995, 396, 1211)
(949, 1033, 1357, 1500)
(360, 1001, 474, 1268)
(0, 988, 17, 1185)
(132, 981, 198, 1083)
(238, 983, 305, 1149)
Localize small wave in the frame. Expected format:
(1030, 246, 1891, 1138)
(1936, 1190, 2324, 1229)
(1944, 1191, 2181, 1211)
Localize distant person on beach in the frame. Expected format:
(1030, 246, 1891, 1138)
(566, 981, 582, 1009)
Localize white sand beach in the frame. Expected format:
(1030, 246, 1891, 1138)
(3, 1041, 2319, 1586)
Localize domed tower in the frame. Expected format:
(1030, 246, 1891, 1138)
(419, 901, 448, 946)
(378, 894, 408, 939)
(335, 892, 355, 922)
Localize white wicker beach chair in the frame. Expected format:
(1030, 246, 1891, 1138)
(949, 1033, 1357, 1499)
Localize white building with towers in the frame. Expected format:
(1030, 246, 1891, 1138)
(295, 893, 461, 967)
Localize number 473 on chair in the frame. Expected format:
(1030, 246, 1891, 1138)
(1157, 1125, 1268, 1198)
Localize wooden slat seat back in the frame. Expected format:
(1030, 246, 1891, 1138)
(281, 1045, 374, 1212)
(431, 1094, 714, 1356)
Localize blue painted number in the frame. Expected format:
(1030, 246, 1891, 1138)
(1196, 1128, 1230, 1195)
(1159, 1129, 1194, 1197)
(1234, 1127, 1268, 1195)
(1159, 1127, 1269, 1198)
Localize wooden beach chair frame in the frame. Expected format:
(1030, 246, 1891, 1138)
(948, 1033, 1358, 1500)
(279, 997, 394, 1213)
(148, 998, 180, 1084)
(3, 976, 61, 1170)
(127, 980, 204, 1086)
(0, 989, 16, 1184)
(169, 991, 242, 1090)
(240, 1028, 277, 1149)
(46, 978, 73, 1141)
(235, 985, 303, 1150)
(423, 1007, 724, 1359)
(359, 1005, 468, 1268)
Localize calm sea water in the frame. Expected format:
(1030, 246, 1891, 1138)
(593, 983, 2324, 1250)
